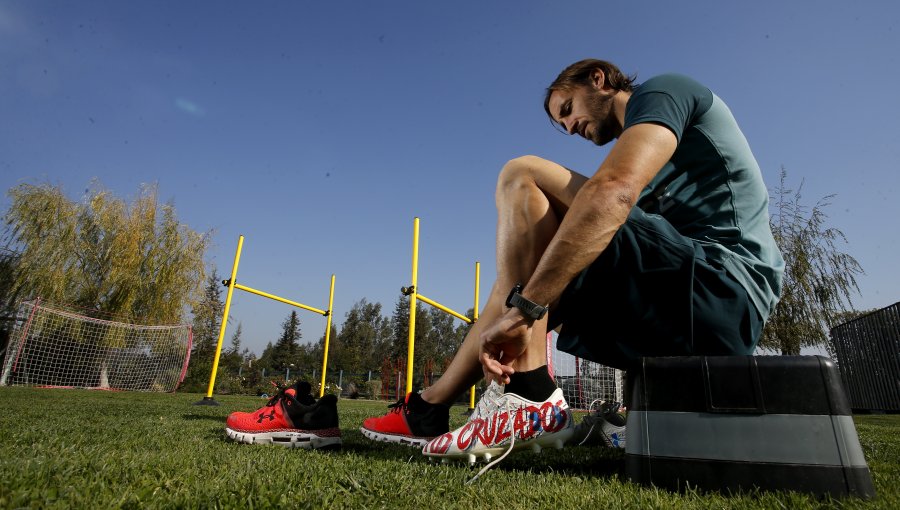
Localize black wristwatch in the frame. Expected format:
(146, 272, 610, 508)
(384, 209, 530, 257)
(505, 283, 548, 320)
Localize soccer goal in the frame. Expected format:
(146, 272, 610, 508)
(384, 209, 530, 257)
(0, 300, 192, 392)
(548, 332, 624, 411)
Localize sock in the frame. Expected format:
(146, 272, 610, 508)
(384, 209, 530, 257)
(504, 365, 556, 401)
(408, 391, 449, 412)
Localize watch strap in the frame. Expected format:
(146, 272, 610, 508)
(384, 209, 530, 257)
(505, 283, 547, 320)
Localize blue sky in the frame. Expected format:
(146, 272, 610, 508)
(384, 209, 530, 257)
(2, 1, 898, 357)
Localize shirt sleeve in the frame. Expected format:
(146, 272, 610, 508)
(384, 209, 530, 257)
(623, 74, 713, 143)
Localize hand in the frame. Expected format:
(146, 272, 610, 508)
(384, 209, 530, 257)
(479, 308, 533, 385)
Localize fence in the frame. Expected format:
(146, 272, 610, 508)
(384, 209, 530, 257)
(831, 302, 900, 413)
(213, 344, 624, 411)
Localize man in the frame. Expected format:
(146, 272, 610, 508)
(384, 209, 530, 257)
(364, 58, 784, 462)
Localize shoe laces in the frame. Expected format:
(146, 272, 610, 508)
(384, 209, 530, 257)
(264, 381, 291, 407)
(466, 381, 516, 485)
(387, 396, 408, 414)
(577, 399, 623, 446)
(577, 399, 605, 446)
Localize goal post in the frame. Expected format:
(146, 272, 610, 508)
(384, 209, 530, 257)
(0, 300, 192, 392)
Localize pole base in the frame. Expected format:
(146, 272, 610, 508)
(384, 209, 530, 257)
(462, 408, 474, 417)
(193, 396, 221, 406)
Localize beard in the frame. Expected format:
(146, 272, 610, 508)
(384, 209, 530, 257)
(585, 89, 617, 146)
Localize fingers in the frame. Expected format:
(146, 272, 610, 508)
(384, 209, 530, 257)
(479, 351, 515, 385)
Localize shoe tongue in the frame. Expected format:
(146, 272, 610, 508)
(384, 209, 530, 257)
(284, 388, 297, 397)
(289, 380, 317, 405)
(293, 380, 312, 396)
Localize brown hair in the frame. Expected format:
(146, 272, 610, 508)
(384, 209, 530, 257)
(543, 59, 636, 119)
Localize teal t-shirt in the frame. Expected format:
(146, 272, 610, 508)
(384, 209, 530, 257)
(624, 74, 784, 321)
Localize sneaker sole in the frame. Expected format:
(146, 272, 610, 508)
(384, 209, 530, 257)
(225, 427, 342, 450)
(359, 427, 435, 447)
(423, 428, 574, 464)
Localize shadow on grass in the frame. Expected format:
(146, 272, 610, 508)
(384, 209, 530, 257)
(478, 446, 626, 480)
(336, 428, 625, 481)
(182, 413, 228, 423)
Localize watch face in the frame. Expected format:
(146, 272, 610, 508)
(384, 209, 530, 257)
(506, 284, 523, 308)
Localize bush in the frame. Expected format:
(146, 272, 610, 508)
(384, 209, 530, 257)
(317, 382, 341, 398)
(214, 374, 246, 395)
(364, 379, 382, 400)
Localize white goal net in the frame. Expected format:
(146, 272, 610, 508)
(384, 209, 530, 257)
(1, 300, 192, 392)
(548, 333, 624, 411)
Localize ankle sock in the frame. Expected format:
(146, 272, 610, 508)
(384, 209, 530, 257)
(408, 391, 449, 412)
(504, 365, 556, 401)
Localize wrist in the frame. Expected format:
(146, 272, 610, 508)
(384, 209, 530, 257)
(505, 283, 548, 321)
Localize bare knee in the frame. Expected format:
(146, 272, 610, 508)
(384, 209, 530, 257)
(496, 155, 586, 210)
(497, 155, 549, 197)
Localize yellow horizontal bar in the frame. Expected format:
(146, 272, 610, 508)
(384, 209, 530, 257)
(233, 283, 328, 316)
(416, 293, 473, 324)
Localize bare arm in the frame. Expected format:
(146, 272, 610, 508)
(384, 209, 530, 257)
(524, 122, 678, 306)
(480, 122, 678, 382)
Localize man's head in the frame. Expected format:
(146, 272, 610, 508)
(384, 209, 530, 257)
(544, 59, 636, 146)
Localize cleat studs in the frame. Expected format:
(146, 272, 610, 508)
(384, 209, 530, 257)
(483, 453, 492, 463)
(532, 444, 542, 453)
(467, 454, 476, 465)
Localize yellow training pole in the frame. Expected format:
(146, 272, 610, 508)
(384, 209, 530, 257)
(416, 294, 472, 323)
(232, 283, 327, 315)
(470, 261, 480, 410)
(319, 274, 336, 397)
(406, 217, 420, 395)
(196, 235, 244, 405)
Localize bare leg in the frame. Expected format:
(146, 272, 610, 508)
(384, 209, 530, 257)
(422, 156, 588, 404)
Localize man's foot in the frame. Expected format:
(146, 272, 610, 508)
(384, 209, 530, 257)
(567, 401, 626, 448)
(225, 381, 342, 449)
(422, 381, 574, 464)
(360, 391, 450, 447)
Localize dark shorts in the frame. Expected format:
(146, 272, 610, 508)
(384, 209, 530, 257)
(551, 207, 763, 370)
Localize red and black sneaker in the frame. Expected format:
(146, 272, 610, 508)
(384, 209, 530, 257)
(225, 381, 341, 450)
(360, 391, 449, 447)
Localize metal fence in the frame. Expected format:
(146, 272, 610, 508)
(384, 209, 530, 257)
(831, 302, 900, 412)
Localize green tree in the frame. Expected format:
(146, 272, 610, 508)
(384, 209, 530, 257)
(760, 168, 864, 355)
(191, 269, 224, 355)
(2, 182, 209, 323)
(333, 299, 391, 375)
(0, 249, 19, 354)
(389, 293, 437, 387)
(221, 322, 244, 372)
(180, 269, 226, 391)
(311, 323, 337, 380)
(3, 182, 210, 388)
(272, 311, 302, 370)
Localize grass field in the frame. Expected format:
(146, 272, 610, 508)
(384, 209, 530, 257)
(1, 387, 898, 509)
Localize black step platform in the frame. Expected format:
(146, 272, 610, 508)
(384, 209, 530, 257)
(624, 355, 875, 499)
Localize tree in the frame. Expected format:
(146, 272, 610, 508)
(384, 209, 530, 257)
(3, 182, 210, 388)
(0, 248, 19, 355)
(182, 269, 227, 390)
(333, 299, 391, 375)
(221, 322, 244, 373)
(191, 269, 224, 355)
(388, 293, 437, 385)
(2, 182, 209, 324)
(272, 310, 302, 370)
(760, 168, 864, 355)
(229, 322, 243, 355)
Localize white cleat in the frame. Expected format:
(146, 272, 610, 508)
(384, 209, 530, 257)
(422, 382, 574, 464)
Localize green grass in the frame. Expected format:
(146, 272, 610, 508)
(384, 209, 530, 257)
(1, 387, 898, 509)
